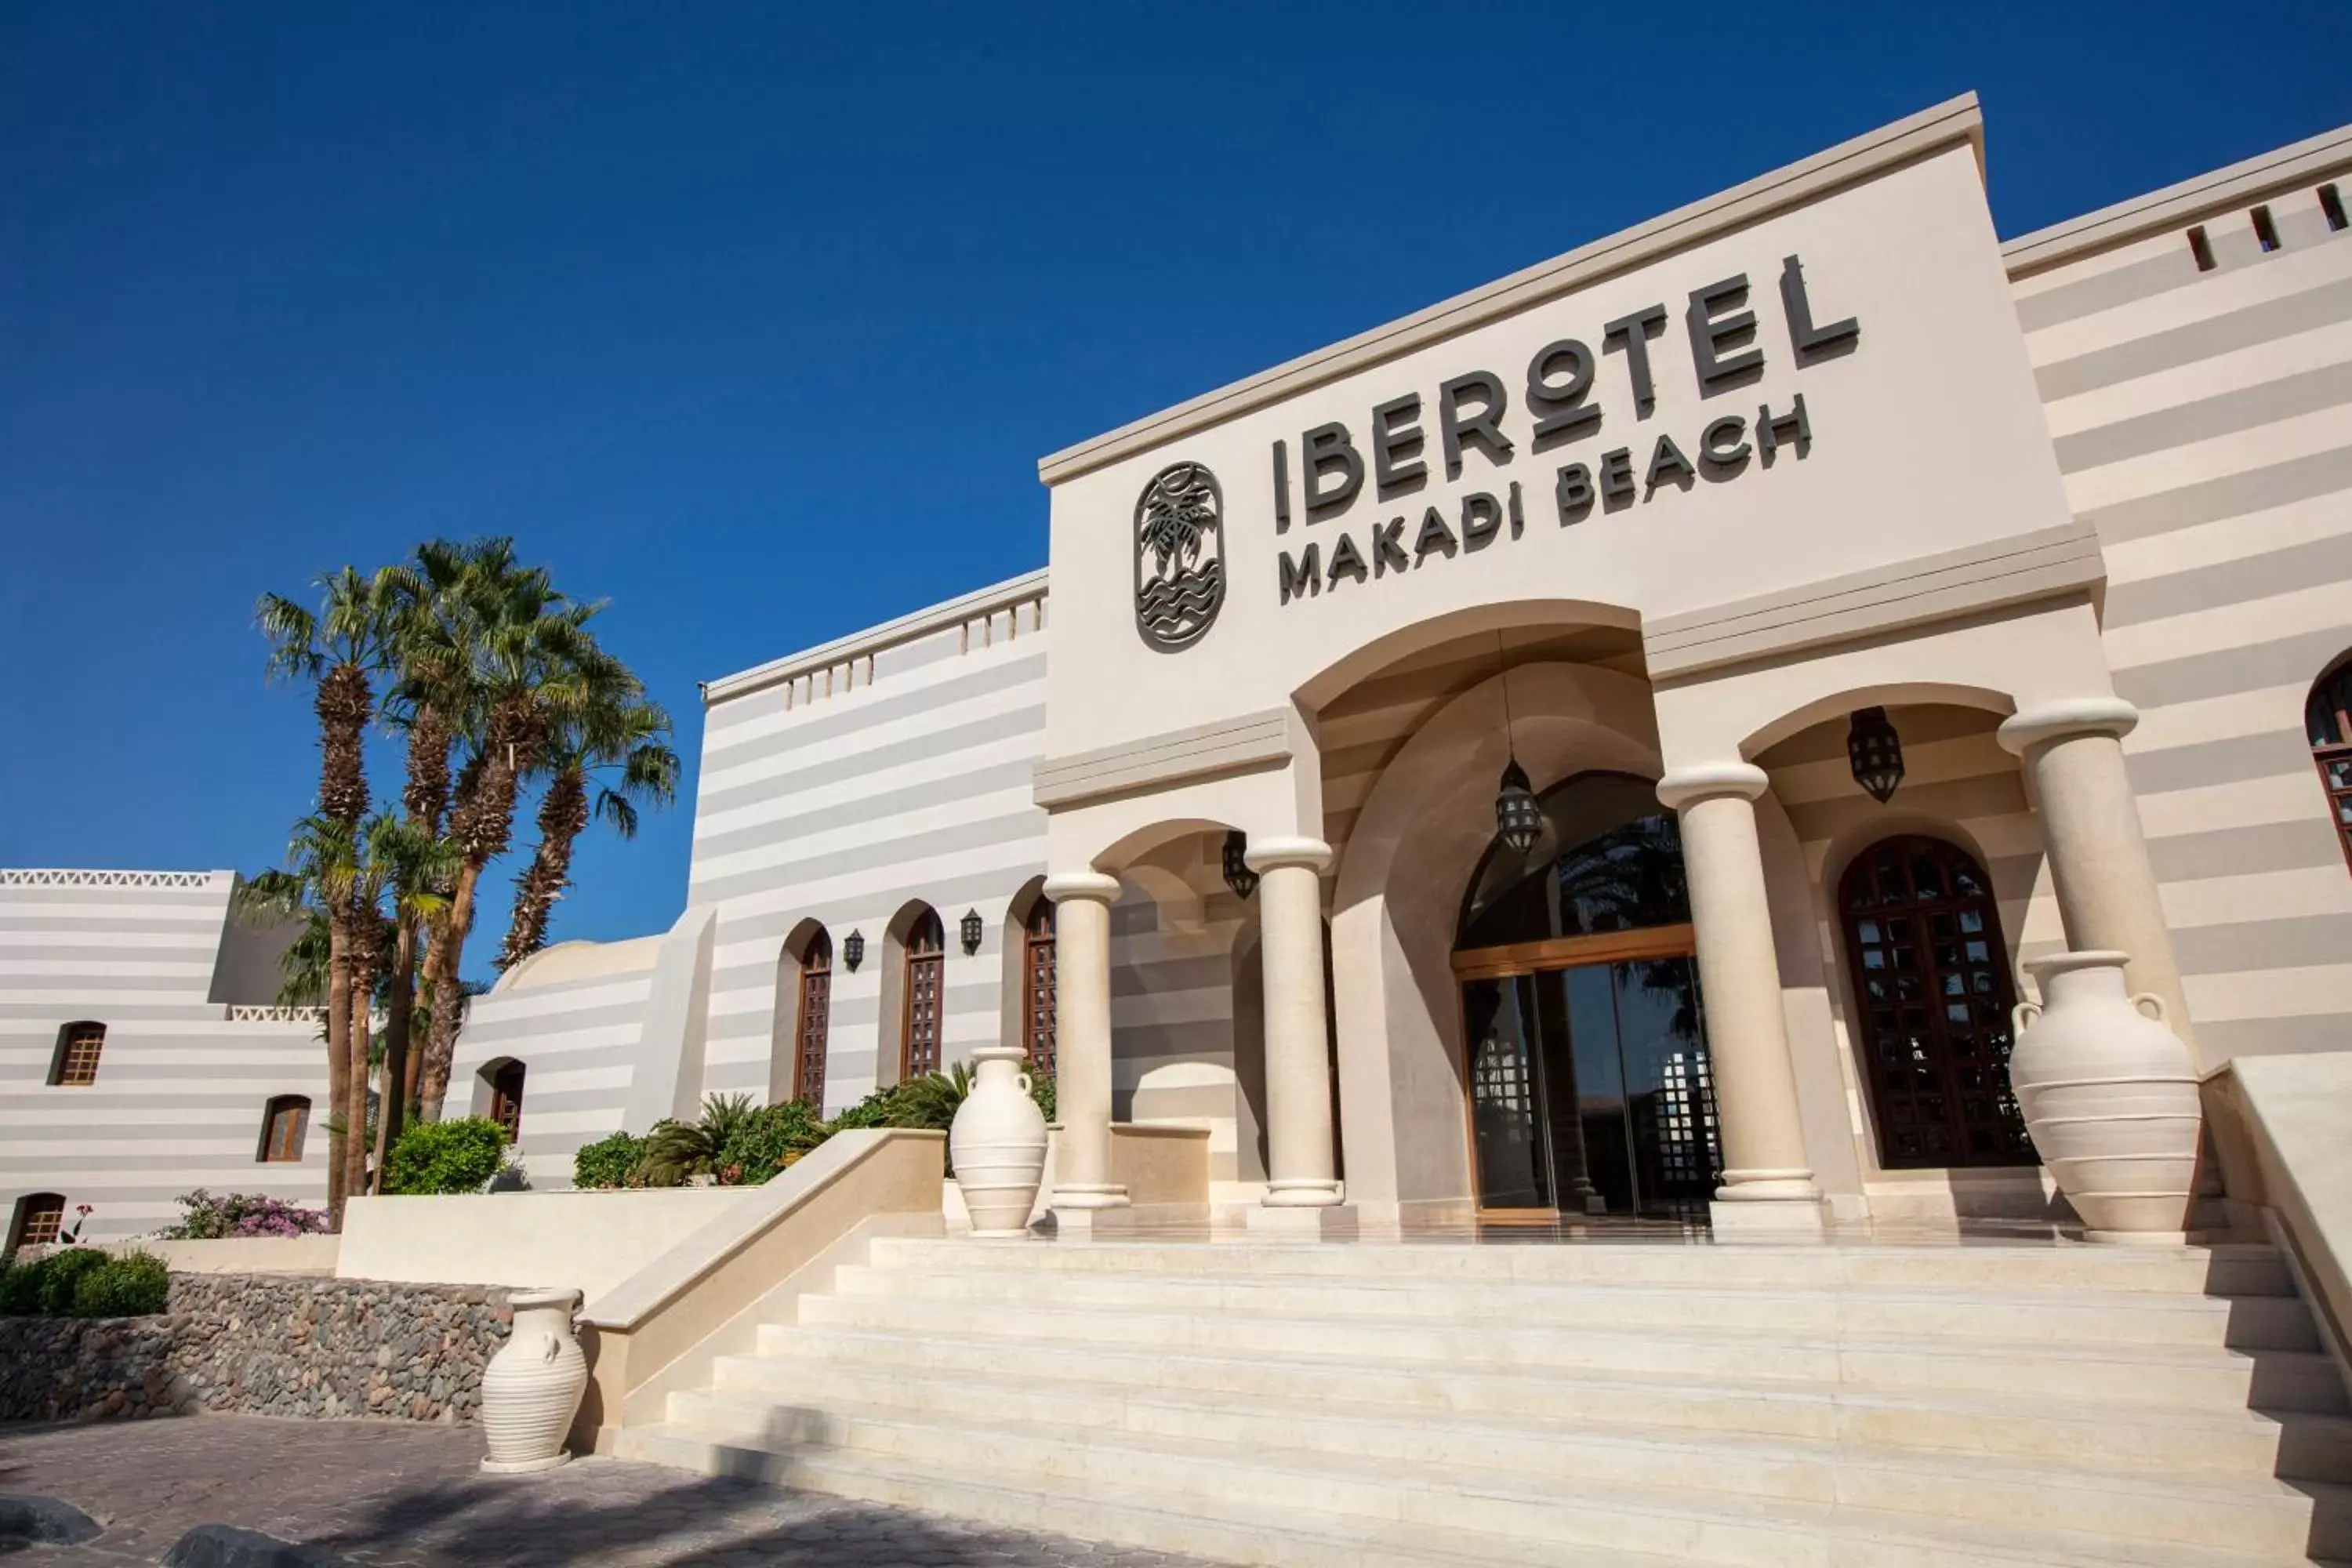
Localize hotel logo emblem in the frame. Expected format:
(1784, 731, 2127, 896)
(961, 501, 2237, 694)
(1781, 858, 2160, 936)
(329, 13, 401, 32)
(1133, 460, 1225, 651)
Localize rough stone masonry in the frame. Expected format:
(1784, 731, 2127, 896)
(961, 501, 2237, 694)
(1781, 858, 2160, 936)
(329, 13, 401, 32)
(0, 1272, 511, 1424)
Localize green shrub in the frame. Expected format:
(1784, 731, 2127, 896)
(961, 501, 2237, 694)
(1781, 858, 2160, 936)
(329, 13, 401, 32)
(0, 1258, 43, 1315)
(716, 1100, 829, 1184)
(384, 1117, 509, 1195)
(35, 1247, 108, 1316)
(572, 1131, 647, 1190)
(1029, 1070, 1055, 1125)
(636, 1093, 757, 1186)
(70, 1251, 169, 1318)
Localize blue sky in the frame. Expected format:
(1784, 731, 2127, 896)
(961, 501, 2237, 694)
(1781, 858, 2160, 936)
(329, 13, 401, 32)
(4, 2, 2347, 969)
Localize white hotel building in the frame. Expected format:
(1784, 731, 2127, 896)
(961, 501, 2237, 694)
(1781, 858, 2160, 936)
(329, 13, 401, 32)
(12, 95, 2352, 1245)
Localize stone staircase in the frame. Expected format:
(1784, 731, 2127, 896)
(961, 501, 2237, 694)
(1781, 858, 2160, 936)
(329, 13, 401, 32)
(614, 1234, 2352, 1567)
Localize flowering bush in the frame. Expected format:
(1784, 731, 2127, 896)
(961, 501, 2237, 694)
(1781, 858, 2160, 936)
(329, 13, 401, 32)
(156, 1189, 332, 1240)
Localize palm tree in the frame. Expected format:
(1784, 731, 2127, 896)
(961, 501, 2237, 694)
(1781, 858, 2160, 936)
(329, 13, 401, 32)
(257, 568, 396, 1210)
(415, 568, 604, 1120)
(238, 817, 362, 1220)
(495, 676, 679, 972)
(352, 815, 456, 1192)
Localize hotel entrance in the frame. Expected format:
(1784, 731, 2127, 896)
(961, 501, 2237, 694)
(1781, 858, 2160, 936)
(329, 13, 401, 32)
(1451, 772, 1722, 1220)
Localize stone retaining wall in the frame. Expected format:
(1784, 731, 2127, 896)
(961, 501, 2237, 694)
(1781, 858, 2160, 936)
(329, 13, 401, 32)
(0, 1274, 511, 1424)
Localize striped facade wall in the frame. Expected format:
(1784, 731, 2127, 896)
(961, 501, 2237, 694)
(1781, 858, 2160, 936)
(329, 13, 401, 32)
(2013, 170, 2352, 1063)
(688, 586, 1053, 1116)
(445, 942, 660, 1186)
(0, 869, 330, 1243)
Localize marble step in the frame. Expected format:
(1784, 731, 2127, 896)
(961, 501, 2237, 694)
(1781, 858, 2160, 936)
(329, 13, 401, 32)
(867, 1236, 2296, 1297)
(786, 1294, 2350, 1411)
(829, 1262, 2323, 1351)
(619, 1411, 2352, 1568)
(706, 1363, 2352, 1504)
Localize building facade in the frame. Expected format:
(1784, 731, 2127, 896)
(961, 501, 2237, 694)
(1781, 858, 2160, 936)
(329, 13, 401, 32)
(15, 96, 2352, 1236)
(1, 869, 327, 1247)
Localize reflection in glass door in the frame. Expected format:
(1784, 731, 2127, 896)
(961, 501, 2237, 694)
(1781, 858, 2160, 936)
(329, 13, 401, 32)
(1462, 954, 1720, 1219)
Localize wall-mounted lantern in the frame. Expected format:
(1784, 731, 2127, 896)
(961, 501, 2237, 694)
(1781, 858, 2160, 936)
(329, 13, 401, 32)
(959, 909, 984, 956)
(1847, 706, 1905, 804)
(1221, 830, 1259, 900)
(842, 929, 866, 972)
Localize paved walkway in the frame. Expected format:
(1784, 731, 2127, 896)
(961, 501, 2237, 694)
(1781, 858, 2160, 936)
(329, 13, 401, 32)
(0, 1417, 1210, 1566)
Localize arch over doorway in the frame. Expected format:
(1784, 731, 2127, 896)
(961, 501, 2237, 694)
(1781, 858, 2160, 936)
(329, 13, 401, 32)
(773, 922, 833, 1109)
(882, 903, 946, 1081)
(1835, 834, 2034, 1171)
(1451, 770, 1719, 1218)
(1002, 879, 1057, 1080)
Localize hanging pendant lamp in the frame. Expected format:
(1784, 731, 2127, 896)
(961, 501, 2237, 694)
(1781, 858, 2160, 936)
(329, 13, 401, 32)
(1492, 634, 1545, 855)
(1847, 706, 1905, 804)
(1221, 830, 1259, 900)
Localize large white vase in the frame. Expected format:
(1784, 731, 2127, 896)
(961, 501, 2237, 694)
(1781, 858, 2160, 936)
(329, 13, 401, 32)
(2009, 950, 2201, 1240)
(479, 1287, 588, 1472)
(949, 1044, 1050, 1237)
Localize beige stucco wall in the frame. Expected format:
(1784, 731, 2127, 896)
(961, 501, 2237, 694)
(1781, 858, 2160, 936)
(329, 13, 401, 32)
(336, 1187, 757, 1305)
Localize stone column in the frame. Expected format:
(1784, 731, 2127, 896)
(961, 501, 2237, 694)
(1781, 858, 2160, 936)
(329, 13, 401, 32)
(1246, 837, 1345, 1215)
(1043, 871, 1127, 1221)
(1657, 764, 1824, 1237)
(1998, 699, 2195, 1057)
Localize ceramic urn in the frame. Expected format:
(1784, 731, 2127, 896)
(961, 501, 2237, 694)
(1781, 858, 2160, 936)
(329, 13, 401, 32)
(2009, 950, 2202, 1240)
(480, 1287, 589, 1472)
(949, 1044, 1050, 1236)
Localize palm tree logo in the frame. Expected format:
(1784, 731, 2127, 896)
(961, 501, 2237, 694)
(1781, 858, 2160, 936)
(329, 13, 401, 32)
(1133, 460, 1225, 651)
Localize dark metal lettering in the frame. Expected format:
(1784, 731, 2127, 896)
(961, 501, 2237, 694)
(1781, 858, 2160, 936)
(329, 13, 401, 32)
(1412, 505, 1457, 564)
(1460, 492, 1502, 550)
(1506, 480, 1524, 538)
(1598, 447, 1636, 504)
(1645, 433, 1696, 495)
(1781, 254, 1860, 358)
(1526, 339, 1602, 444)
(1757, 394, 1811, 463)
(1555, 463, 1594, 523)
(1602, 305, 1668, 416)
(1301, 422, 1364, 513)
(1687, 274, 1763, 390)
(1700, 415, 1751, 465)
(1326, 532, 1369, 587)
(1272, 440, 1292, 534)
(1278, 543, 1321, 604)
(1371, 394, 1426, 495)
(1371, 517, 1410, 576)
(1437, 371, 1515, 479)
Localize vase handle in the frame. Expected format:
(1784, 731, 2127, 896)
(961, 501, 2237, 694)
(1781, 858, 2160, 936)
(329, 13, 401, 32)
(2012, 1000, 2043, 1036)
(539, 1331, 561, 1363)
(2131, 992, 2168, 1024)
(1017, 1073, 1033, 1096)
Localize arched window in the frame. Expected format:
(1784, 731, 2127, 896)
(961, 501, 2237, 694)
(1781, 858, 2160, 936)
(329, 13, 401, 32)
(50, 1022, 104, 1086)
(258, 1095, 310, 1163)
(1838, 836, 2034, 1170)
(485, 1060, 525, 1140)
(8, 1193, 66, 1253)
(794, 930, 833, 1108)
(1022, 901, 1057, 1080)
(902, 908, 946, 1079)
(2307, 659, 2352, 872)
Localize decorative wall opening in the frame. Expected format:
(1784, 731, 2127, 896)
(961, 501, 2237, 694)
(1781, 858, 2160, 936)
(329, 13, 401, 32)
(1021, 898, 1057, 1080)
(49, 1022, 104, 1087)
(258, 1094, 310, 1163)
(484, 1059, 526, 1141)
(2308, 655, 2352, 873)
(1837, 835, 2034, 1170)
(7, 1193, 65, 1253)
(794, 928, 834, 1108)
(901, 907, 946, 1080)
(1451, 771, 1719, 1219)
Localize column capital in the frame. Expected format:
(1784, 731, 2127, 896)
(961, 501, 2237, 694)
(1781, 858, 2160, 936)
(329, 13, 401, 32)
(1656, 763, 1769, 812)
(1998, 698, 2140, 756)
(1042, 870, 1121, 903)
(1243, 836, 1334, 874)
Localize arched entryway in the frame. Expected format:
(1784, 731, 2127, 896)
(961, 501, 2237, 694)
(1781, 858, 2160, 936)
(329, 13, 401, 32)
(1452, 771, 1722, 1218)
(1836, 835, 2033, 1170)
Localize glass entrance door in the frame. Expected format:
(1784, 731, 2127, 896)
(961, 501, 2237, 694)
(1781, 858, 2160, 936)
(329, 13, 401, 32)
(1462, 952, 1720, 1219)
